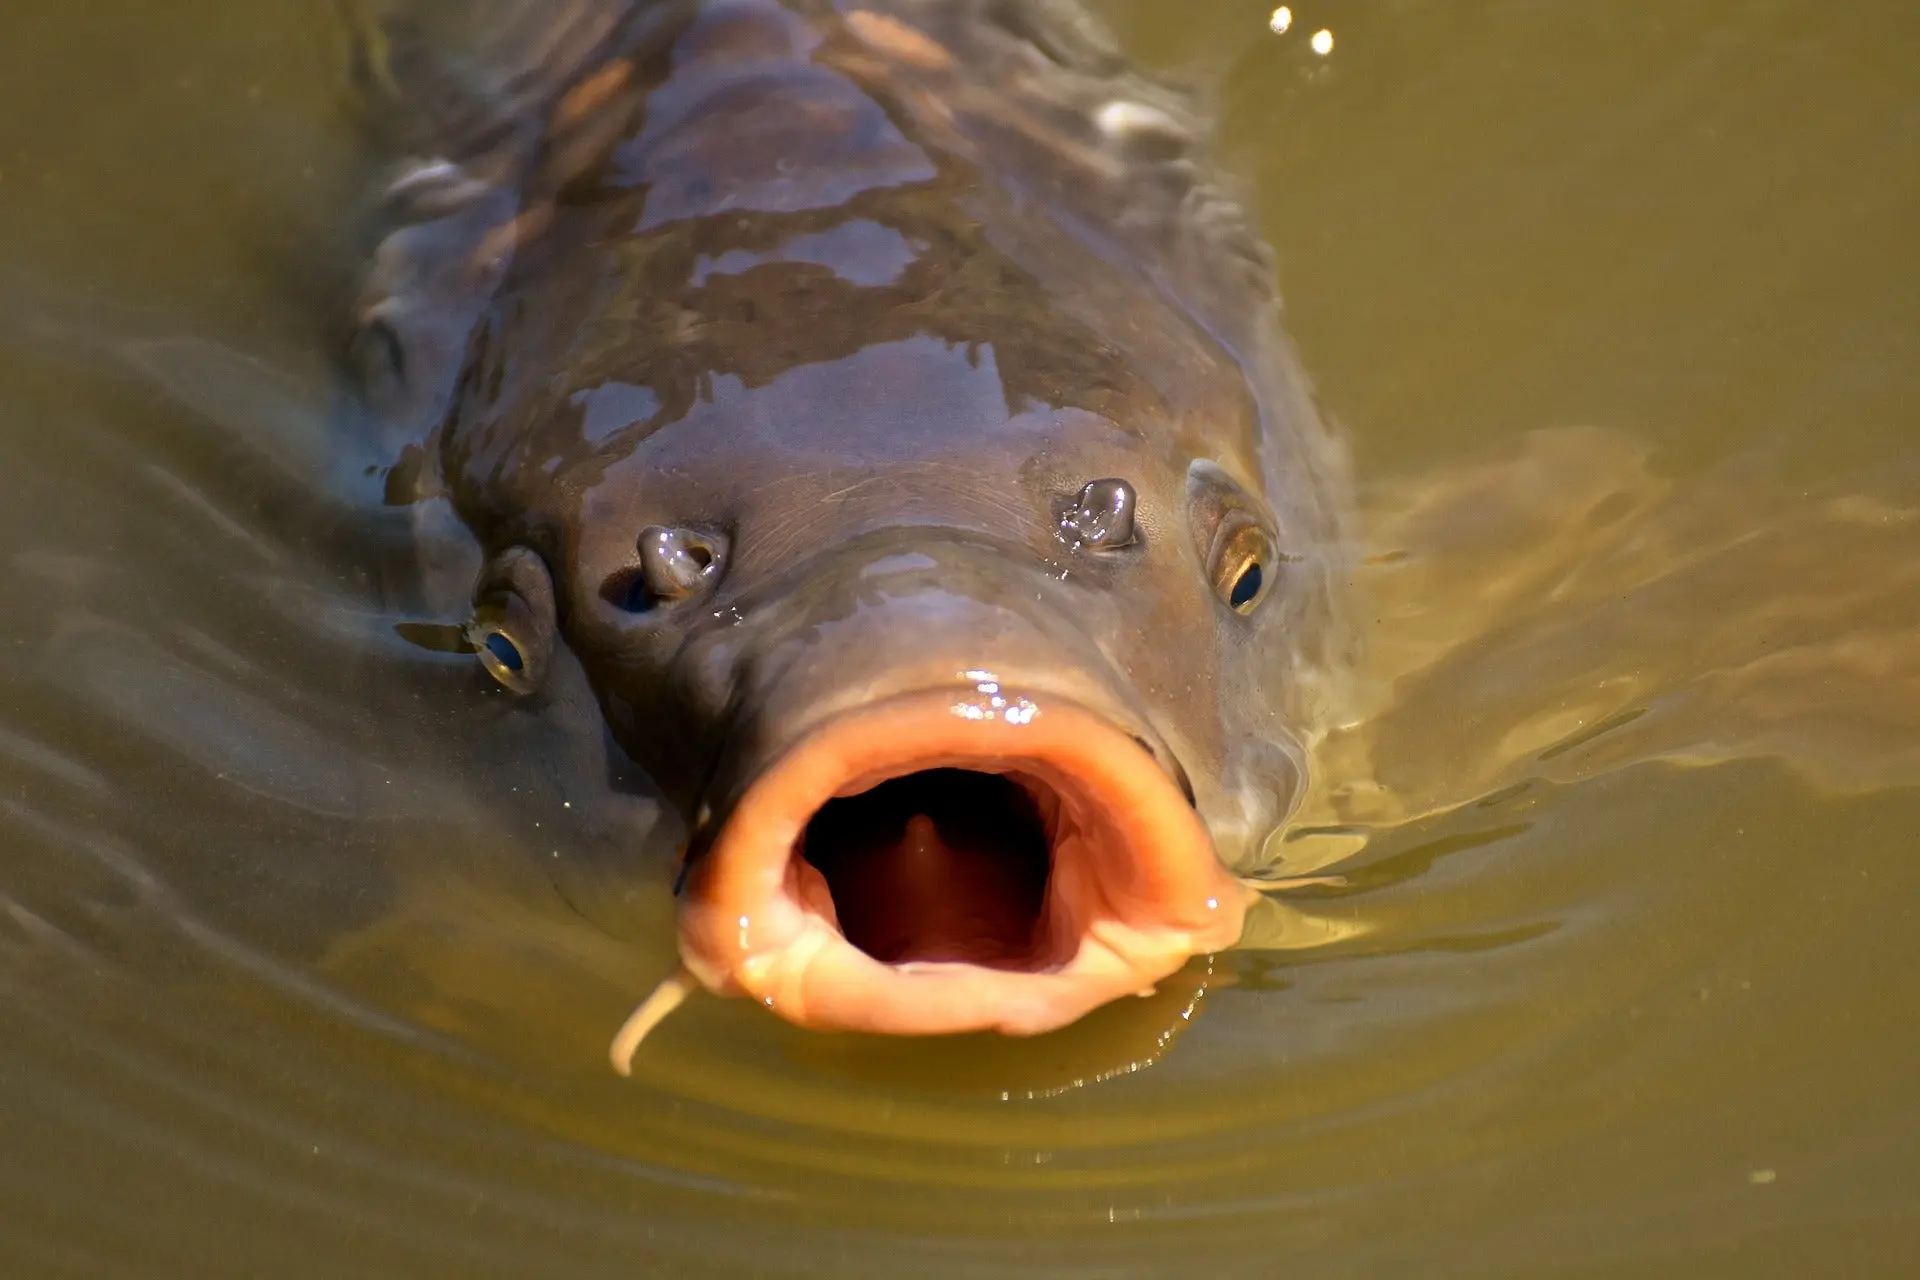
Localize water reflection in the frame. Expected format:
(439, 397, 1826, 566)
(1285, 426, 1920, 873)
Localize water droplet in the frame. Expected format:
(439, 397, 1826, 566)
(1268, 6, 1292, 34)
(1311, 28, 1334, 55)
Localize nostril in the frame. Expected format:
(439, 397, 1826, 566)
(600, 570, 654, 613)
(607, 525, 726, 613)
(1058, 478, 1137, 551)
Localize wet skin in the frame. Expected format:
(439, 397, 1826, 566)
(353, 0, 1350, 1041)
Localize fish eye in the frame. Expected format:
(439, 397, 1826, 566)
(483, 630, 525, 672)
(469, 616, 542, 695)
(1230, 561, 1262, 609)
(477, 627, 529, 686)
(467, 547, 556, 694)
(349, 316, 406, 406)
(1210, 519, 1277, 616)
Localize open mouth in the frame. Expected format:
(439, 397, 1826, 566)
(801, 768, 1054, 968)
(665, 689, 1252, 1038)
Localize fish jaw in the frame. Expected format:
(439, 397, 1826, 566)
(675, 690, 1253, 1036)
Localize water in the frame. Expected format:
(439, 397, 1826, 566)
(2, 1, 1916, 1275)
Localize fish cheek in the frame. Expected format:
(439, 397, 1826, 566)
(1204, 730, 1307, 876)
(1171, 458, 1313, 873)
(550, 526, 740, 804)
(352, 168, 519, 437)
(1210, 552, 1328, 876)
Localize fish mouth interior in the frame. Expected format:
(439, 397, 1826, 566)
(800, 768, 1056, 968)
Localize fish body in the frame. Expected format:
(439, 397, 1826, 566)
(351, 0, 1350, 1041)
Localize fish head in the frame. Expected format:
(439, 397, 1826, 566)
(389, 0, 1346, 1040)
(452, 290, 1337, 1035)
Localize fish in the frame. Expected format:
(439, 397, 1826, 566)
(344, 0, 1352, 1065)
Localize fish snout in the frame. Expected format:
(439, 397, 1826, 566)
(669, 535, 1252, 1036)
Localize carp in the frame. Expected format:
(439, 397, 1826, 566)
(345, 0, 1350, 1065)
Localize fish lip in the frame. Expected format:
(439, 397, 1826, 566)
(674, 687, 1253, 1036)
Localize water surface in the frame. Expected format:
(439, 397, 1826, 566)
(1, 1, 1915, 1275)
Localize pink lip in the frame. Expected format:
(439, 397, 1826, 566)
(672, 688, 1253, 1037)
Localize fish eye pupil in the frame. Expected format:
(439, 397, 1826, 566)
(1229, 561, 1264, 610)
(483, 630, 525, 672)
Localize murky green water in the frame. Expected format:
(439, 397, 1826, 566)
(2, 1, 1915, 1275)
